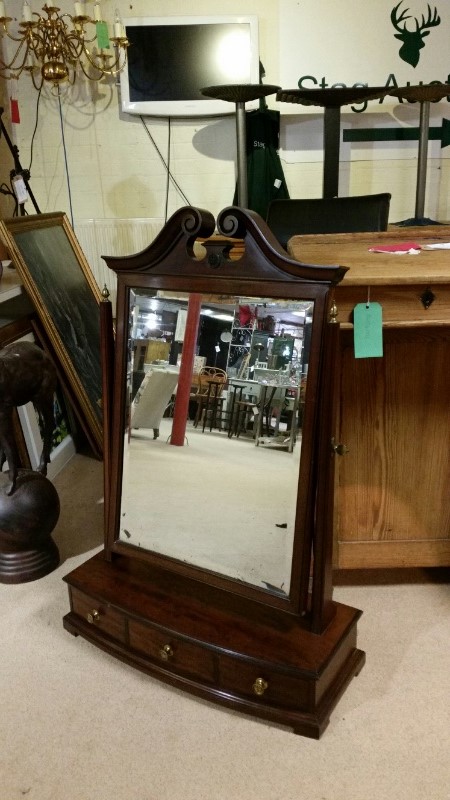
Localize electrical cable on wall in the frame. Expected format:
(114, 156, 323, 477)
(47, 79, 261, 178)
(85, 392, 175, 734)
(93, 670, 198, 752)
(139, 115, 191, 219)
(0, 101, 41, 216)
(165, 118, 171, 222)
(28, 84, 42, 177)
(57, 89, 75, 228)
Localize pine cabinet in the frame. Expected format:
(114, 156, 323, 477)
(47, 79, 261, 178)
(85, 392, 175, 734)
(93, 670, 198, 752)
(288, 228, 450, 570)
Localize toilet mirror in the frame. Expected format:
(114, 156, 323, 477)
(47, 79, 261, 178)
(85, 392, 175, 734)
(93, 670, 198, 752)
(103, 206, 346, 613)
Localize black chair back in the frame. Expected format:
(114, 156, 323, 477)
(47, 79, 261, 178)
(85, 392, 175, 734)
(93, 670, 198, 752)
(266, 194, 391, 249)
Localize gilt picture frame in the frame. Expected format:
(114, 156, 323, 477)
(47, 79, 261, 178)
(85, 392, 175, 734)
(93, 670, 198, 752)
(0, 212, 103, 455)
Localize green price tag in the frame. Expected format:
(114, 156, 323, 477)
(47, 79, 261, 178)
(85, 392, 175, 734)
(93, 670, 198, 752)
(353, 302, 383, 359)
(96, 21, 110, 49)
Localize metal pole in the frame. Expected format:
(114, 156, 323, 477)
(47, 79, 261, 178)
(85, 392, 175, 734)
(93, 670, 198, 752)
(323, 106, 341, 198)
(415, 100, 430, 220)
(235, 101, 248, 207)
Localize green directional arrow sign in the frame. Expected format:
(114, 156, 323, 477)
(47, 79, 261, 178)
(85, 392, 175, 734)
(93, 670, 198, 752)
(343, 118, 450, 147)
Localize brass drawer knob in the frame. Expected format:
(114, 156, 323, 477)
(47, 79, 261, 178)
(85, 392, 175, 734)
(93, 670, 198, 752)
(86, 609, 100, 624)
(159, 644, 174, 661)
(252, 677, 268, 696)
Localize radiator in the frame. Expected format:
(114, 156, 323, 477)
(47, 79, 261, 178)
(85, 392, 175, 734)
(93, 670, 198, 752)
(74, 218, 165, 308)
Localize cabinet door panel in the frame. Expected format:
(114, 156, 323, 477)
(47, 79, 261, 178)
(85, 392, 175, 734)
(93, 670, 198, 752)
(336, 327, 450, 568)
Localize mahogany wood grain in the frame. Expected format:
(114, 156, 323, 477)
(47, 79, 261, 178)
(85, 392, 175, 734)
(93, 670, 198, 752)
(128, 619, 216, 683)
(70, 586, 126, 641)
(63, 551, 365, 738)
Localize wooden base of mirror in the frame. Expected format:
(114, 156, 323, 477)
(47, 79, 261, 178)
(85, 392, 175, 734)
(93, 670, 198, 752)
(63, 551, 365, 739)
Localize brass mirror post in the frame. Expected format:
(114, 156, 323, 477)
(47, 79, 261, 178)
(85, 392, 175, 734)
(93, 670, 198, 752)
(100, 289, 115, 551)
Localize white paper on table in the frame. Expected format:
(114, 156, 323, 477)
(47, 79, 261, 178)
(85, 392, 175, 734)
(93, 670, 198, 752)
(421, 243, 450, 250)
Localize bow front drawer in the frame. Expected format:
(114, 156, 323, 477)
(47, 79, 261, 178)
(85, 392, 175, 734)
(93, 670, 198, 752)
(129, 619, 215, 683)
(70, 587, 126, 641)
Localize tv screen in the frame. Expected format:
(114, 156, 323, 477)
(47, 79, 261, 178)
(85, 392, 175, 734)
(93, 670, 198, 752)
(120, 15, 260, 118)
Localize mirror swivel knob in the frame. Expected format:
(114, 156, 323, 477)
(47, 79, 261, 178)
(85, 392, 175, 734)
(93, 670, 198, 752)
(86, 609, 100, 624)
(159, 644, 174, 661)
(252, 677, 268, 696)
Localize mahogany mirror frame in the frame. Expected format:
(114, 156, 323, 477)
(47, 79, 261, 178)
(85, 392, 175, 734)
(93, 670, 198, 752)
(102, 205, 347, 626)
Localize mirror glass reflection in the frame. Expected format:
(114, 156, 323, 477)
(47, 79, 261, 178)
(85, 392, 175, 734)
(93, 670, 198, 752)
(119, 291, 314, 597)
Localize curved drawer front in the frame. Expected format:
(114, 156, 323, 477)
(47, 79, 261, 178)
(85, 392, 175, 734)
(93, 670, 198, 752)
(70, 588, 126, 641)
(219, 654, 311, 711)
(128, 618, 215, 683)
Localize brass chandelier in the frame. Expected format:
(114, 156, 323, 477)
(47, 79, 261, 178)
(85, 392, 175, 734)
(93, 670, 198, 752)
(0, 1, 128, 88)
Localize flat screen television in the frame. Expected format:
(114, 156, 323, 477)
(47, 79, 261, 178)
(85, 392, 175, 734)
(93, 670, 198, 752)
(119, 15, 260, 118)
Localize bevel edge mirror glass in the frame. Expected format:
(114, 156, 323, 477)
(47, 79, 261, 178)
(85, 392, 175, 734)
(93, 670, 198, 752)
(119, 290, 315, 600)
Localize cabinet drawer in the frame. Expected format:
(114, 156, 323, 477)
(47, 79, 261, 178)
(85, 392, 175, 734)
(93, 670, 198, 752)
(70, 588, 126, 642)
(337, 284, 450, 326)
(129, 619, 215, 683)
(219, 654, 310, 711)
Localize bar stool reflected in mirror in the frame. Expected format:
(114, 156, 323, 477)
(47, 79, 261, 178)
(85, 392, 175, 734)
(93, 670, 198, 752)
(228, 381, 277, 440)
(191, 367, 228, 431)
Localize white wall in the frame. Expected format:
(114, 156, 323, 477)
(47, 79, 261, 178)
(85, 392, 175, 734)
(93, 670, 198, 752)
(1, 0, 449, 228)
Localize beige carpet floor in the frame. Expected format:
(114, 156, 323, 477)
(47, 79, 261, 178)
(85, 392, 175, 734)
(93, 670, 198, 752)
(1, 454, 449, 800)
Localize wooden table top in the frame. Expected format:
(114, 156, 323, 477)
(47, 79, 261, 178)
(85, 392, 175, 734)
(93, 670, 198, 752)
(287, 226, 450, 286)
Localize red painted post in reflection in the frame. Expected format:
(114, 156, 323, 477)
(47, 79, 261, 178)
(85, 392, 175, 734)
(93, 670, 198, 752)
(170, 293, 202, 446)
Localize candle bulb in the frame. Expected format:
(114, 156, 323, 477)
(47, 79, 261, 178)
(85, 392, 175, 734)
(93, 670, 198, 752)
(74, 2, 83, 16)
(93, 3, 101, 21)
(22, 2, 32, 21)
(114, 11, 122, 38)
(0, 1, 6, 18)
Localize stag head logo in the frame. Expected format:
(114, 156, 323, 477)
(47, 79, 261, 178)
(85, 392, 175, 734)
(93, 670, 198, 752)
(391, 2, 441, 67)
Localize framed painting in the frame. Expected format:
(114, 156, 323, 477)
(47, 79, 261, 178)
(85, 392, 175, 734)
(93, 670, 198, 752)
(0, 212, 103, 455)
